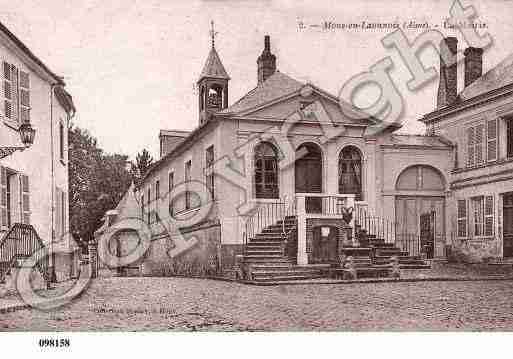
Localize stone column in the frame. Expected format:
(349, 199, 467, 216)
(296, 195, 308, 265)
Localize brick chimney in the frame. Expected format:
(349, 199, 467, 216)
(257, 35, 276, 84)
(437, 37, 458, 108)
(464, 47, 483, 87)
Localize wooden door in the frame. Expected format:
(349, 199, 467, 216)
(295, 144, 322, 213)
(503, 193, 513, 257)
(311, 226, 338, 263)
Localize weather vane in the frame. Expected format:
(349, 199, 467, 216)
(210, 20, 218, 48)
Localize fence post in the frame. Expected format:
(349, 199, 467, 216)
(88, 239, 98, 279)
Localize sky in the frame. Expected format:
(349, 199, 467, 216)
(1, 0, 513, 160)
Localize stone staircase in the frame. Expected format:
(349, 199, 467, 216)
(242, 216, 324, 283)
(239, 214, 431, 283)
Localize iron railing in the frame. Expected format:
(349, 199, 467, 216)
(243, 197, 297, 254)
(395, 233, 422, 257)
(354, 204, 396, 244)
(0, 223, 50, 283)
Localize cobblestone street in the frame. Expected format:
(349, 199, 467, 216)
(1, 278, 513, 331)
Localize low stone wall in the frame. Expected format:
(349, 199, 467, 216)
(108, 220, 223, 278)
(448, 238, 501, 263)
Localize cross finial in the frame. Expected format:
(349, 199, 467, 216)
(209, 20, 218, 48)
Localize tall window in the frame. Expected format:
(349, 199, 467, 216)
(471, 195, 494, 237)
(185, 160, 192, 209)
(205, 145, 215, 199)
(168, 172, 174, 216)
(155, 180, 160, 200)
(3, 62, 29, 124)
(467, 120, 499, 167)
(254, 142, 279, 199)
(59, 122, 65, 160)
(339, 146, 362, 201)
(147, 187, 151, 224)
(457, 200, 467, 238)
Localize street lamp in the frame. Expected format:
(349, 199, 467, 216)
(19, 122, 36, 148)
(0, 122, 36, 159)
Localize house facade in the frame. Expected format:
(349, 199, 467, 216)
(106, 33, 474, 279)
(422, 38, 513, 262)
(0, 21, 77, 282)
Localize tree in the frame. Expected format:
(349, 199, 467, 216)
(130, 148, 154, 186)
(68, 125, 132, 248)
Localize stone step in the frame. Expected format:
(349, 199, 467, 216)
(247, 241, 283, 247)
(251, 273, 324, 282)
(252, 269, 322, 277)
(245, 249, 283, 256)
(399, 263, 431, 270)
(243, 257, 293, 263)
(254, 232, 286, 239)
(246, 244, 283, 251)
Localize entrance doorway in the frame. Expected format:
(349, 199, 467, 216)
(503, 193, 513, 257)
(295, 143, 322, 213)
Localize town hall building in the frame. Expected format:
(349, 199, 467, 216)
(99, 31, 512, 281)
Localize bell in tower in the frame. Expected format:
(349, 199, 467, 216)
(197, 21, 230, 124)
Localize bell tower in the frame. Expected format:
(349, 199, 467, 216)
(197, 21, 230, 125)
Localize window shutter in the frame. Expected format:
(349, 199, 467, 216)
(10, 65, 18, 123)
(487, 119, 498, 162)
(61, 191, 66, 235)
(475, 124, 484, 165)
(0, 166, 8, 230)
(467, 127, 475, 167)
(3, 61, 12, 120)
(484, 195, 494, 236)
(20, 174, 30, 224)
(19, 71, 29, 123)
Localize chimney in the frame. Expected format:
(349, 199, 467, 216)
(257, 35, 276, 84)
(437, 37, 458, 108)
(464, 47, 483, 87)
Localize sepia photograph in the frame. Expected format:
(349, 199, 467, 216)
(1, 0, 513, 355)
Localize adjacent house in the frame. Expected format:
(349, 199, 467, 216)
(421, 38, 513, 262)
(0, 21, 77, 283)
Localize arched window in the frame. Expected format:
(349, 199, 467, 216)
(339, 146, 362, 201)
(295, 143, 322, 193)
(255, 142, 279, 199)
(396, 165, 444, 191)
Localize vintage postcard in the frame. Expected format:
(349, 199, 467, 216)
(0, 0, 512, 356)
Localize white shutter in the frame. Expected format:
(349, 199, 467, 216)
(475, 124, 485, 165)
(20, 174, 30, 224)
(10, 65, 18, 123)
(484, 195, 494, 236)
(0, 166, 8, 230)
(3, 61, 12, 120)
(19, 70, 29, 123)
(487, 119, 498, 162)
(467, 127, 475, 167)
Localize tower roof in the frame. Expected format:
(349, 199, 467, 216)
(198, 46, 230, 83)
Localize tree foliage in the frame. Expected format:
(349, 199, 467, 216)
(130, 148, 154, 186)
(68, 125, 132, 247)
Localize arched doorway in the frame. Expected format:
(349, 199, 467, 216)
(254, 142, 279, 199)
(339, 146, 362, 201)
(295, 143, 322, 212)
(395, 165, 446, 258)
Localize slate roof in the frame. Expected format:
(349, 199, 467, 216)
(198, 46, 230, 81)
(220, 71, 303, 114)
(459, 52, 513, 101)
